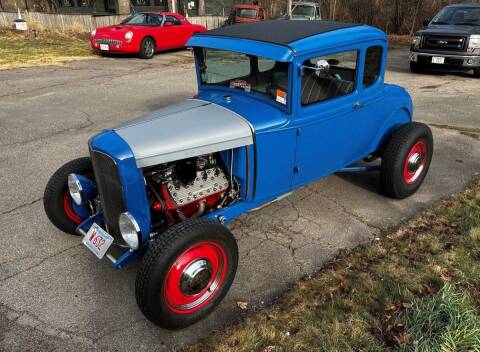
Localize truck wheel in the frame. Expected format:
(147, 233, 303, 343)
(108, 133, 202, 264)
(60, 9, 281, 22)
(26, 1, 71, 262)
(381, 122, 433, 199)
(43, 157, 93, 235)
(410, 62, 421, 73)
(135, 218, 238, 329)
(138, 37, 156, 59)
(474, 68, 480, 78)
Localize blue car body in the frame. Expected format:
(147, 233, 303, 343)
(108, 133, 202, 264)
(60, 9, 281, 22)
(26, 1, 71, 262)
(75, 22, 412, 268)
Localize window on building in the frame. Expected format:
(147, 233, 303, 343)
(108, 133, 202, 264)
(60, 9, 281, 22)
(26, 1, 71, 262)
(363, 46, 383, 88)
(301, 50, 358, 106)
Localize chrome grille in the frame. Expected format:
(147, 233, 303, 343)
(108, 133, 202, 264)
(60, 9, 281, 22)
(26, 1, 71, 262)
(94, 38, 122, 46)
(90, 150, 126, 241)
(421, 35, 467, 51)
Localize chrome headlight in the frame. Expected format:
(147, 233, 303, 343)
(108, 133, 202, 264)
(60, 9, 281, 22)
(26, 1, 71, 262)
(412, 35, 421, 49)
(119, 212, 140, 250)
(91, 29, 96, 36)
(68, 174, 83, 206)
(468, 35, 480, 52)
(124, 31, 133, 41)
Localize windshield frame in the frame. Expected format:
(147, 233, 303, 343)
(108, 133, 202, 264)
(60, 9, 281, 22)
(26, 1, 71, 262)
(431, 6, 480, 26)
(194, 47, 293, 114)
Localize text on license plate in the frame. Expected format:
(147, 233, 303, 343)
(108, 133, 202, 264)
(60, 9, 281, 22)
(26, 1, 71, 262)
(82, 223, 113, 259)
(100, 44, 109, 51)
(432, 56, 445, 64)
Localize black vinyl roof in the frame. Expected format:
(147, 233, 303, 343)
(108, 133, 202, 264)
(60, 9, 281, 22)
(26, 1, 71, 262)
(198, 20, 360, 46)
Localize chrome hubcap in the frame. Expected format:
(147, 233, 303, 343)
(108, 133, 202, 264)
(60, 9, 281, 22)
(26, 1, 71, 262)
(180, 259, 212, 296)
(407, 152, 424, 174)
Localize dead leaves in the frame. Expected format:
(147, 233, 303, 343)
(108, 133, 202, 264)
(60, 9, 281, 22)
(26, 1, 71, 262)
(236, 301, 249, 310)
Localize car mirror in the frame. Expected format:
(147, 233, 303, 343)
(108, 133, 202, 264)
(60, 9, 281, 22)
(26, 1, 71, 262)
(423, 19, 430, 26)
(302, 59, 330, 76)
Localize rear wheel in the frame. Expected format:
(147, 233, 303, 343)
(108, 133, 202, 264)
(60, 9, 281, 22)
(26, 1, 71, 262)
(135, 218, 238, 329)
(410, 61, 422, 73)
(43, 157, 93, 235)
(138, 37, 156, 59)
(474, 68, 480, 78)
(381, 122, 433, 199)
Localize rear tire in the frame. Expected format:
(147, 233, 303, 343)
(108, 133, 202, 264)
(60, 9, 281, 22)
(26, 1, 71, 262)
(43, 157, 93, 235)
(135, 218, 238, 329)
(381, 122, 433, 199)
(474, 68, 480, 78)
(138, 37, 156, 59)
(410, 61, 421, 73)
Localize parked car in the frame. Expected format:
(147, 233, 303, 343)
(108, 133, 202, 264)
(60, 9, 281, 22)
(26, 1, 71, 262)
(89, 11, 206, 59)
(410, 3, 480, 77)
(45, 20, 433, 330)
(279, 1, 322, 20)
(224, 4, 268, 25)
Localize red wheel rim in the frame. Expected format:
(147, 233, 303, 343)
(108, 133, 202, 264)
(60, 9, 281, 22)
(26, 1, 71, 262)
(163, 241, 228, 314)
(403, 140, 428, 184)
(63, 192, 84, 224)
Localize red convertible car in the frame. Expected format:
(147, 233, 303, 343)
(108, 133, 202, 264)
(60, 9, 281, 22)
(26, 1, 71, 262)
(90, 12, 206, 59)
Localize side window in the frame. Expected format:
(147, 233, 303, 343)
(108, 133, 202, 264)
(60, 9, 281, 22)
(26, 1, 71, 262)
(301, 50, 357, 106)
(166, 15, 181, 25)
(258, 57, 275, 72)
(363, 46, 383, 88)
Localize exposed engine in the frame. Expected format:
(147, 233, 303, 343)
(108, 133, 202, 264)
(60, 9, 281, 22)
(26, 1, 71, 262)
(144, 153, 238, 227)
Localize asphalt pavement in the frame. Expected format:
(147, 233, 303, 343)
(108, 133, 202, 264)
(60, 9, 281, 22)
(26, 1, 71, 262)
(0, 45, 479, 351)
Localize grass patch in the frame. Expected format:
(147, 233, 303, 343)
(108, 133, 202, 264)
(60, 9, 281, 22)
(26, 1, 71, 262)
(187, 178, 480, 352)
(0, 28, 94, 70)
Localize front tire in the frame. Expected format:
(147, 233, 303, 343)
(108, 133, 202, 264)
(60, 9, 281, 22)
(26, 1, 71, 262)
(43, 157, 93, 235)
(138, 37, 156, 59)
(135, 219, 238, 329)
(381, 122, 433, 199)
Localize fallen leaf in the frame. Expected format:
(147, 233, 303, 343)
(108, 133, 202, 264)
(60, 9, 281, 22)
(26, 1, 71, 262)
(441, 271, 454, 283)
(423, 283, 437, 295)
(236, 301, 248, 310)
(397, 333, 412, 344)
(262, 346, 276, 352)
(385, 303, 397, 311)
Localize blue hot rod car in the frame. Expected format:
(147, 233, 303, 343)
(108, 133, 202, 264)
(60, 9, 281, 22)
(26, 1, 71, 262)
(44, 21, 433, 329)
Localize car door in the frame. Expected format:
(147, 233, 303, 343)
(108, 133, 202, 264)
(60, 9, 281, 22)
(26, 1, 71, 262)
(291, 45, 382, 188)
(145, 13, 165, 49)
(162, 15, 188, 48)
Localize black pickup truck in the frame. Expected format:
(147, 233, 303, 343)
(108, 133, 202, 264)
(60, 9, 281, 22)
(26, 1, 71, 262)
(410, 3, 480, 77)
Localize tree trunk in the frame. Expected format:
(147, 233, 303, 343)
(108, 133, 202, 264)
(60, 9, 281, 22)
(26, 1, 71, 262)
(198, 0, 205, 16)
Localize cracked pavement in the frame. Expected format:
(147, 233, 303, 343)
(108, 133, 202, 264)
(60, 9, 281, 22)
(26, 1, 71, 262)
(0, 46, 479, 351)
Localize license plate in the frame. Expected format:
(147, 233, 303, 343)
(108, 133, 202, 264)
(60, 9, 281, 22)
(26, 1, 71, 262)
(432, 56, 445, 64)
(82, 223, 113, 259)
(100, 44, 109, 51)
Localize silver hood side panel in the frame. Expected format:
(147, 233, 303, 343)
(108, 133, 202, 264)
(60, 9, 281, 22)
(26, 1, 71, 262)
(114, 99, 254, 168)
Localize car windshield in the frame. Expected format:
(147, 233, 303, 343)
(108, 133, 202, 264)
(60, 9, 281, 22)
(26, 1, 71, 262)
(121, 13, 163, 25)
(292, 5, 316, 17)
(198, 48, 290, 107)
(237, 8, 257, 18)
(431, 6, 480, 25)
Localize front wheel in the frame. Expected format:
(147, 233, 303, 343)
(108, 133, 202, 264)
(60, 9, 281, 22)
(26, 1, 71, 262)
(43, 157, 93, 235)
(138, 37, 156, 59)
(381, 122, 433, 199)
(135, 218, 238, 329)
